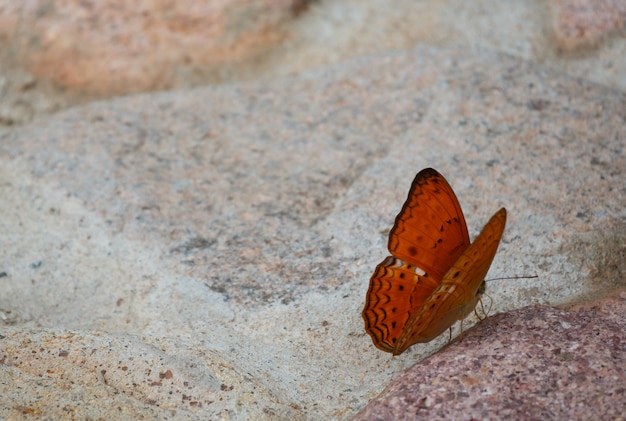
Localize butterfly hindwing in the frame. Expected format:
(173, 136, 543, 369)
(362, 256, 440, 352)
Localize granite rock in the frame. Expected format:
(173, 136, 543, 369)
(0, 0, 301, 94)
(355, 292, 626, 420)
(1, 46, 625, 419)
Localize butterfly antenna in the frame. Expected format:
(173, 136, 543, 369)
(485, 274, 538, 282)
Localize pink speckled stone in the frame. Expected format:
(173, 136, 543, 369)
(355, 291, 626, 420)
(0, 0, 298, 95)
(549, 0, 626, 51)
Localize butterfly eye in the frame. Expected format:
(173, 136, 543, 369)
(477, 281, 486, 296)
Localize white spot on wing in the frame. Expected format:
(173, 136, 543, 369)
(413, 266, 426, 276)
(394, 258, 427, 275)
(441, 284, 456, 300)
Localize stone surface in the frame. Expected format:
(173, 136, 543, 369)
(1, 1, 626, 127)
(0, 0, 300, 95)
(354, 292, 626, 420)
(548, 0, 626, 51)
(1, 45, 625, 418)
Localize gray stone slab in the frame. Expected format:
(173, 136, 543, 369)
(1, 46, 624, 419)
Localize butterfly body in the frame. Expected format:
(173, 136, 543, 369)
(362, 168, 506, 355)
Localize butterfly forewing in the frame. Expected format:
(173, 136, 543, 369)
(362, 256, 440, 352)
(392, 208, 507, 355)
(388, 168, 471, 281)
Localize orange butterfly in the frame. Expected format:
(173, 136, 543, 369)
(362, 168, 506, 355)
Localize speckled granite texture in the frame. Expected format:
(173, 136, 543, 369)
(549, 0, 626, 51)
(355, 292, 626, 420)
(1, 45, 625, 419)
(2, 0, 626, 127)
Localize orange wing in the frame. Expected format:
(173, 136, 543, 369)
(388, 168, 470, 281)
(363, 168, 471, 352)
(362, 256, 441, 352)
(392, 208, 507, 355)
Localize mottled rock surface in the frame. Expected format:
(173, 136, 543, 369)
(549, 0, 626, 51)
(0, 0, 299, 94)
(355, 292, 626, 420)
(1, 44, 624, 418)
(1, 0, 626, 127)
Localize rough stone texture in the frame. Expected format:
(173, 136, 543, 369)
(1, 45, 625, 419)
(354, 292, 626, 420)
(1, 0, 626, 128)
(0, 0, 301, 95)
(1, 331, 236, 419)
(549, 0, 626, 51)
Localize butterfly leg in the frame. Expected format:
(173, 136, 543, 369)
(481, 294, 494, 319)
(474, 298, 486, 321)
(474, 293, 495, 321)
